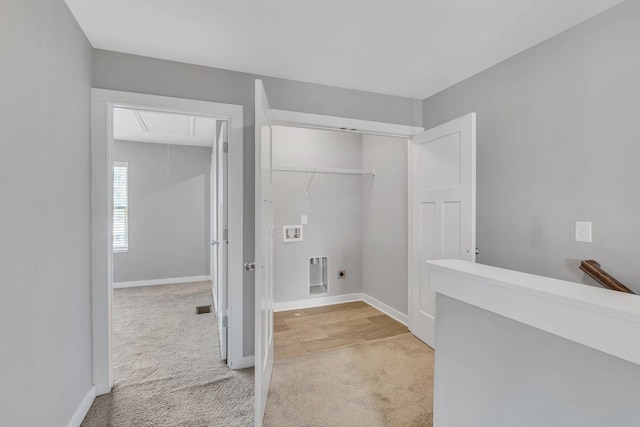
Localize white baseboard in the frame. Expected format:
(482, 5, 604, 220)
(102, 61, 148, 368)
(95, 383, 111, 396)
(113, 275, 212, 289)
(273, 293, 364, 312)
(361, 294, 408, 325)
(68, 385, 96, 427)
(273, 292, 408, 325)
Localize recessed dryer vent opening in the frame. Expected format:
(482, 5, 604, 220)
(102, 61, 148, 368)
(309, 257, 328, 295)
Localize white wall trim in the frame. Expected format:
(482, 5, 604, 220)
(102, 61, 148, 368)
(273, 293, 365, 312)
(406, 139, 415, 334)
(268, 109, 423, 137)
(273, 293, 409, 326)
(113, 275, 212, 289)
(67, 386, 96, 427)
(361, 293, 408, 325)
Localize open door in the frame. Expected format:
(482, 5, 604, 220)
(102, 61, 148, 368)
(254, 80, 274, 427)
(213, 120, 229, 360)
(408, 113, 476, 348)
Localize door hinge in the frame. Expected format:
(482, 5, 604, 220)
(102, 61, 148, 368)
(222, 315, 228, 327)
(223, 229, 228, 240)
(223, 142, 229, 153)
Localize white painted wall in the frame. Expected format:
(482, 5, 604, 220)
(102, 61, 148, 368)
(0, 0, 94, 425)
(361, 135, 409, 315)
(272, 126, 364, 302)
(113, 141, 211, 283)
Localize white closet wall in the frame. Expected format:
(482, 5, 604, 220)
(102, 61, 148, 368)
(361, 134, 409, 315)
(273, 126, 365, 303)
(272, 127, 409, 316)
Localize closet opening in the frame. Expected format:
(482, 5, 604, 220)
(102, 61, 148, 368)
(271, 125, 409, 317)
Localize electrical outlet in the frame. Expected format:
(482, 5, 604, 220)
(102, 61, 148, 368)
(338, 270, 346, 279)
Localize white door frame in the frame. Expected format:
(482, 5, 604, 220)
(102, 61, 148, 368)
(267, 109, 422, 138)
(210, 123, 219, 312)
(213, 120, 230, 360)
(91, 89, 245, 395)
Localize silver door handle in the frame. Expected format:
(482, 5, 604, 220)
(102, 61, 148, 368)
(244, 262, 255, 271)
(212, 240, 219, 246)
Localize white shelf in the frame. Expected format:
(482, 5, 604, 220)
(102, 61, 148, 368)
(273, 165, 375, 194)
(273, 166, 375, 176)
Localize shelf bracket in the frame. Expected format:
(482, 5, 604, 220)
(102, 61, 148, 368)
(305, 168, 317, 195)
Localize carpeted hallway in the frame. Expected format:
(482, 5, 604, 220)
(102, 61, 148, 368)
(81, 286, 433, 426)
(82, 282, 254, 427)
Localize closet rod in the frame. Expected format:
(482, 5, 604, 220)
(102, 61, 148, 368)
(273, 165, 375, 195)
(272, 166, 375, 176)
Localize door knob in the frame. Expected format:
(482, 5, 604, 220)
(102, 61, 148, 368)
(244, 262, 256, 271)
(211, 240, 219, 246)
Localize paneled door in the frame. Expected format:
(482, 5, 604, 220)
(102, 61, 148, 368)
(254, 79, 274, 427)
(408, 113, 476, 348)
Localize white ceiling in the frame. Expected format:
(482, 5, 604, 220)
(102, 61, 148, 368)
(114, 108, 216, 147)
(65, 0, 625, 99)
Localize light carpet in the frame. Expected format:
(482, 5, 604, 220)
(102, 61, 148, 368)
(264, 333, 434, 427)
(82, 282, 254, 427)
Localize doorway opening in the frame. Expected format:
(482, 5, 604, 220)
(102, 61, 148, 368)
(270, 125, 410, 318)
(91, 90, 247, 398)
(109, 106, 223, 384)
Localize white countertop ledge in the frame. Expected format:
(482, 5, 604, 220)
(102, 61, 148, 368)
(427, 259, 640, 366)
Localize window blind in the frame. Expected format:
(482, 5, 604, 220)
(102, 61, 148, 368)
(113, 162, 128, 252)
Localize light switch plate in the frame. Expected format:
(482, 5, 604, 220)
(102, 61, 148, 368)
(575, 221, 592, 243)
(301, 215, 307, 225)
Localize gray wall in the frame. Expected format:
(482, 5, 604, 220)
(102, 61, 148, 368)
(273, 127, 364, 302)
(272, 129, 410, 313)
(113, 141, 211, 282)
(422, 0, 640, 290)
(434, 295, 640, 426)
(93, 49, 423, 355)
(362, 135, 409, 315)
(0, 0, 93, 425)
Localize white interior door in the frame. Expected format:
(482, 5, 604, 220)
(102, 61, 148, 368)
(215, 120, 229, 360)
(409, 113, 476, 348)
(254, 80, 274, 427)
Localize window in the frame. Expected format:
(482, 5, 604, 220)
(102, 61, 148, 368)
(113, 162, 129, 253)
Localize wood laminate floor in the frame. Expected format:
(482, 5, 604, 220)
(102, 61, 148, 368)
(274, 301, 409, 360)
